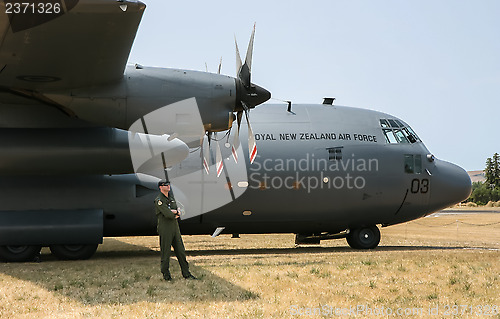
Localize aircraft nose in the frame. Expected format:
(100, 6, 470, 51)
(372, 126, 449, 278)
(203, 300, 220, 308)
(428, 160, 472, 212)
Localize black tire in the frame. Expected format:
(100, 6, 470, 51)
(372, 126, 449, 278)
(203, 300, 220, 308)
(49, 244, 98, 260)
(346, 225, 381, 249)
(0, 245, 41, 262)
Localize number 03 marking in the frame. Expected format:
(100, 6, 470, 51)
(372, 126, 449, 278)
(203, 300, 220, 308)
(411, 179, 429, 194)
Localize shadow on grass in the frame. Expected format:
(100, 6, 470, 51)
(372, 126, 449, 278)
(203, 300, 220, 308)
(0, 238, 259, 305)
(185, 244, 480, 257)
(46, 239, 482, 261)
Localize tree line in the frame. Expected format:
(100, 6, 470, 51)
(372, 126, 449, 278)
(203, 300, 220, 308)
(469, 153, 500, 205)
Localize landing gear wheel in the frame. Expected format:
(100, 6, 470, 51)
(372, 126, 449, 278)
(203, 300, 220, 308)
(49, 244, 98, 260)
(346, 225, 380, 249)
(0, 245, 42, 262)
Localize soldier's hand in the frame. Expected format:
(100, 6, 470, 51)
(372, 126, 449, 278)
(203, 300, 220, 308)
(172, 209, 180, 219)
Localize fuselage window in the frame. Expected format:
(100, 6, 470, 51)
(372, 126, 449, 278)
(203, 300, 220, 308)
(404, 155, 414, 173)
(414, 154, 422, 174)
(404, 154, 422, 174)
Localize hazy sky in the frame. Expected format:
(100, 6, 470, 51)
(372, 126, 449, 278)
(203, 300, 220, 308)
(128, 1, 500, 171)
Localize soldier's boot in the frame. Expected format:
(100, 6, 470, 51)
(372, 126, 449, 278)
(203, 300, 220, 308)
(183, 273, 197, 280)
(163, 272, 172, 281)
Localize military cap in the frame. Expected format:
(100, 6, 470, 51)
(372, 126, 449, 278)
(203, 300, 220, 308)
(158, 180, 170, 187)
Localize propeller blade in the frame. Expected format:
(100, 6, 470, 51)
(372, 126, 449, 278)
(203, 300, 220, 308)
(202, 133, 210, 174)
(236, 109, 243, 125)
(245, 111, 257, 164)
(231, 132, 239, 163)
(215, 139, 224, 177)
(234, 24, 270, 110)
(236, 24, 255, 88)
(244, 23, 256, 75)
(235, 36, 242, 74)
(218, 57, 222, 75)
(231, 111, 243, 163)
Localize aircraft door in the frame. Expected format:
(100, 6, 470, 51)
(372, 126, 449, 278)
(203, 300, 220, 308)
(396, 154, 431, 218)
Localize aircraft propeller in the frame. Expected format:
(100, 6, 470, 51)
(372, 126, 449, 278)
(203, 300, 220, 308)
(232, 23, 266, 165)
(234, 23, 270, 110)
(201, 131, 226, 177)
(202, 24, 269, 175)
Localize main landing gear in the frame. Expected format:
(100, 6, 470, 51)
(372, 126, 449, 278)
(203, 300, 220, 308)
(0, 245, 41, 262)
(0, 244, 98, 262)
(49, 244, 98, 260)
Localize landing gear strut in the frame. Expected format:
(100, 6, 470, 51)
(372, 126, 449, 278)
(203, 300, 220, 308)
(346, 225, 381, 249)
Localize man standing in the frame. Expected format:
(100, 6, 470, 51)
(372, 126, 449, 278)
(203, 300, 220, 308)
(155, 180, 196, 281)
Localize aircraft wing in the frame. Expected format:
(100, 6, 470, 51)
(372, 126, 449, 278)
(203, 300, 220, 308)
(0, 0, 145, 91)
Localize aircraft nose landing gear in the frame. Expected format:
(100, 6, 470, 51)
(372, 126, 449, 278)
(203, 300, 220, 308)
(346, 225, 381, 249)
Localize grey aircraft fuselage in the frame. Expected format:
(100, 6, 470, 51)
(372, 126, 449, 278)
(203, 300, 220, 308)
(0, 103, 472, 254)
(169, 103, 472, 236)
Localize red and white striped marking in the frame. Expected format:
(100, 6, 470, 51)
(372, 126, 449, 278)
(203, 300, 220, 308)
(216, 140, 224, 177)
(248, 122, 257, 164)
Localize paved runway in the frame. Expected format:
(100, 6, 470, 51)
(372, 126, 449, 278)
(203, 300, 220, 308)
(433, 208, 500, 216)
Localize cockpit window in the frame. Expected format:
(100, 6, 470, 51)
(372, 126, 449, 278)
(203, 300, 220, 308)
(388, 119, 400, 128)
(394, 119, 405, 128)
(380, 118, 421, 144)
(403, 128, 417, 143)
(394, 130, 409, 143)
(383, 129, 398, 143)
(405, 126, 419, 141)
(380, 119, 390, 128)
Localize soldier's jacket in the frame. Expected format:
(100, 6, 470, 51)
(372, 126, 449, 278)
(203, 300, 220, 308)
(155, 192, 180, 234)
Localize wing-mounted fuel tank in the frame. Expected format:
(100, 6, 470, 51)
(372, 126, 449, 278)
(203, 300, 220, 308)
(0, 127, 188, 175)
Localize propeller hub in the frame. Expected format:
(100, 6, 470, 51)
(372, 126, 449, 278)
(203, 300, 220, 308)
(235, 80, 271, 111)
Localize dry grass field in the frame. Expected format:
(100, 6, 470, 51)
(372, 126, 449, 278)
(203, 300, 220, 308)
(1, 211, 499, 318)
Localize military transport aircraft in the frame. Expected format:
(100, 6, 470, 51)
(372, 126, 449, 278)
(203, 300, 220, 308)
(0, 0, 471, 262)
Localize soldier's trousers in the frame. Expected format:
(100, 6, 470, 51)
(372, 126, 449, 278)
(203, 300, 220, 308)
(159, 230, 190, 277)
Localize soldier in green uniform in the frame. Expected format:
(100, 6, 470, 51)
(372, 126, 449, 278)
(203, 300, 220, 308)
(155, 180, 196, 281)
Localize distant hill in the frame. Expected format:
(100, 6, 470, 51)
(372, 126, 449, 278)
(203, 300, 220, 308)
(468, 170, 485, 183)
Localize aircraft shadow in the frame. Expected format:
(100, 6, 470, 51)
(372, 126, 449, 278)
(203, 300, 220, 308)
(75, 241, 479, 260)
(42, 243, 473, 262)
(185, 244, 475, 257)
(0, 239, 259, 305)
